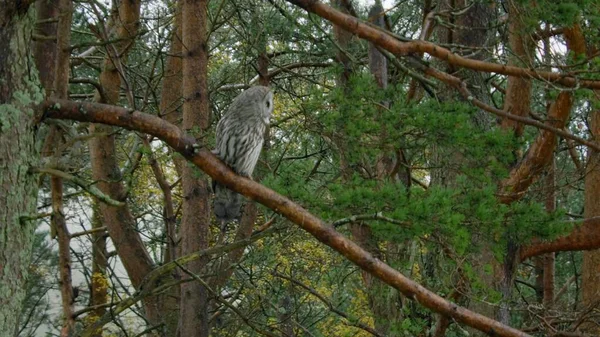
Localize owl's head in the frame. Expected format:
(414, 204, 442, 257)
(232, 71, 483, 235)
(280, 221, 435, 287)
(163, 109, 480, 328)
(255, 86, 274, 125)
(226, 86, 274, 125)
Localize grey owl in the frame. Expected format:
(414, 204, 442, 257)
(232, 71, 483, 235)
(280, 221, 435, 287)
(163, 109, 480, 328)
(212, 86, 274, 224)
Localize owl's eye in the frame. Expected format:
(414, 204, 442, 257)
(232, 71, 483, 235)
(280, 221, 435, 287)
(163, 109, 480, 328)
(266, 100, 271, 108)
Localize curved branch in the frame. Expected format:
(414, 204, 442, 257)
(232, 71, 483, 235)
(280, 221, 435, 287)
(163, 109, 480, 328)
(43, 98, 531, 337)
(284, 0, 600, 90)
(520, 217, 600, 261)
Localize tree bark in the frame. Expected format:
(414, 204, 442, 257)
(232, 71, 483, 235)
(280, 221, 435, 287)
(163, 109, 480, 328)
(160, 4, 183, 126)
(500, 1, 535, 137)
(560, 23, 600, 334)
(33, 0, 58, 97)
(52, 2, 75, 335)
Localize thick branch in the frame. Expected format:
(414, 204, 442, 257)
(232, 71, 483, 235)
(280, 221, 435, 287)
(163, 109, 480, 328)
(44, 99, 531, 337)
(284, 0, 600, 90)
(498, 92, 572, 204)
(520, 217, 600, 261)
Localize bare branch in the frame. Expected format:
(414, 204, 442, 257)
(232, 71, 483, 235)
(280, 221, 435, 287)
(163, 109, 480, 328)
(273, 272, 383, 337)
(33, 167, 125, 207)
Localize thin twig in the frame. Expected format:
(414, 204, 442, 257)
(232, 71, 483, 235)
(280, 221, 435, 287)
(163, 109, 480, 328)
(33, 167, 125, 207)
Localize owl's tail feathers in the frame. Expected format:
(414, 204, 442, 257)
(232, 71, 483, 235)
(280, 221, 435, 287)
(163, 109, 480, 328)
(212, 181, 242, 224)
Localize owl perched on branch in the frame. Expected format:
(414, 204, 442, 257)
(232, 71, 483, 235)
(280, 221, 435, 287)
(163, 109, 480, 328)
(212, 86, 274, 224)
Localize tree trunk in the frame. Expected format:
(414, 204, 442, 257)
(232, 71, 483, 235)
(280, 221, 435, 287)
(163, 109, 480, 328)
(33, 0, 58, 97)
(582, 108, 600, 334)
(179, 0, 211, 336)
(50, 2, 75, 335)
(89, 205, 108, 337)
(0, 3, 43, 335)
(561, 23, 600, 334)
(156, 5, 184, 334)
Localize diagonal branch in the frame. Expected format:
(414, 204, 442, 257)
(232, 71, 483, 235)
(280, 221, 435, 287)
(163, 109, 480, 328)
(418, 64, 600, 152)
(283, 0, 600, 90)
(33, 167, 125, 207)
(43, 98, 531, 337)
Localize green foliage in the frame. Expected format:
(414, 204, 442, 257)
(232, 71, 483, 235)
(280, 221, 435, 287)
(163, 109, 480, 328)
(515, 0, 592, 26)
(266, 73, 568, 256)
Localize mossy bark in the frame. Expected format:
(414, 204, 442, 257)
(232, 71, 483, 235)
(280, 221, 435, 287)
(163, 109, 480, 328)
(0, 3, 44, 335)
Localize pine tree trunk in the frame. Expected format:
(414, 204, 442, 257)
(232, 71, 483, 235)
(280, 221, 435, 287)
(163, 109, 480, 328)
(0, 2, 43, 335)
(179, 0, 211, 336)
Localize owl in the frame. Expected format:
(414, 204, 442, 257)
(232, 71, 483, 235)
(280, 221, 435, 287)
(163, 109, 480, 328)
(212, 86, 274, 224)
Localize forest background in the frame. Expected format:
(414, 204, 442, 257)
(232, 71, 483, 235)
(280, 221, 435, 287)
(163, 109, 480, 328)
(2, 0, 600, 336)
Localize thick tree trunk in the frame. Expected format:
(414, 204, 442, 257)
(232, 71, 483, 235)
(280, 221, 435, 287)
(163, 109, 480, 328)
(0, 3, 43, 335)
(332, 0, 353, 89)
(179, 0, 211, 336)
(561, 23, 600, 334)
(582, 108, 600, 334)
(160, 5, 183, 127)
(501, 1, 535, 137)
